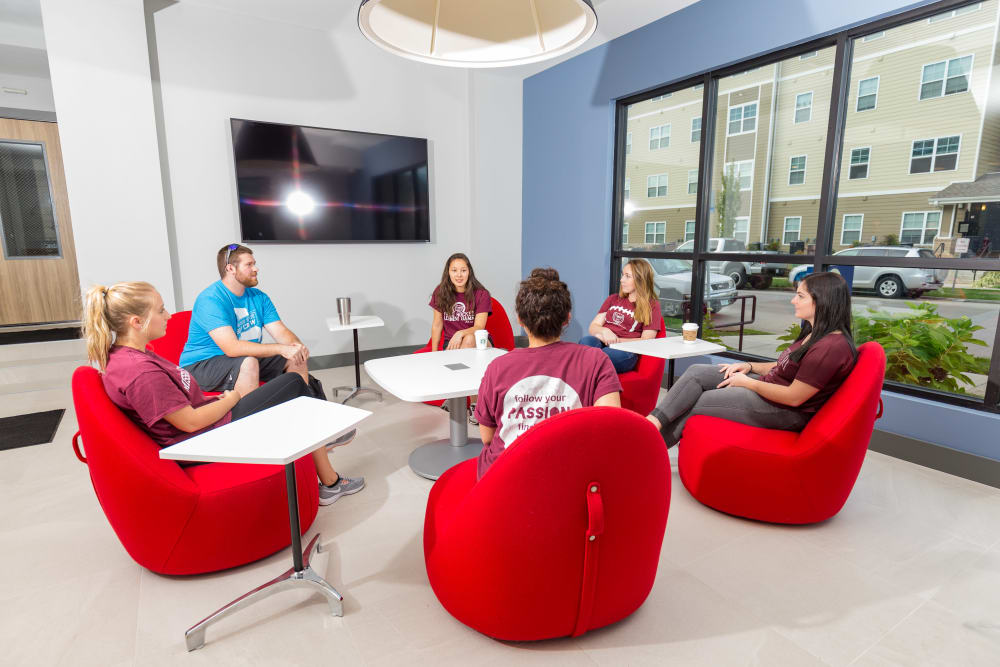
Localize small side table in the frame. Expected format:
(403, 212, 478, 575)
(326, 314, 384, 405)
(610, 336, 725, 388)
(159, 396, 371, 651)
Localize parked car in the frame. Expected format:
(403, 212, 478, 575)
(788, 247, 948, 298)
(674, 238, 776, 289)
(645, 257, 737, 316)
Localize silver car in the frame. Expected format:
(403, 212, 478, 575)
(789, 247, 948, 298)
(645, 257, 738, 316)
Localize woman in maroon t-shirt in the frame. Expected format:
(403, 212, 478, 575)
(428, 253, 492, 352)
(580, 258, 662, 373)
(82, 282, 364, 506)
(474, 268, 622, 480)
(647, 271, 858, 447)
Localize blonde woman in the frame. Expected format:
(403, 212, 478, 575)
(82, 282, 364, 506)
(579, 259, 662, 373)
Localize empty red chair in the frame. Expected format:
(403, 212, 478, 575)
(618, 325, 667, 416)
(415, 297, 515, 406)
(71, 366, 319, 575)
(147, 309, 191, 365)
(424, 406, 670, 640)
(678, 341, 887, 524)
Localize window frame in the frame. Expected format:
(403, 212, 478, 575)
(849, 146, 871, 180)
(783, 216, 802, 245)
(727, 102, 758, 136)
(733, 216, 750, 245)
(840, 213, 864, 246)
(919, 54, 974, 101)
(856, 75, 879, 112)
(794, 91, 814, 124)
(649, 124, 671, 150)
(646, 173, 668, 198)
(684, 220, 696, 242)
(691, 116, 701, 143)
(788, 154, 807, 185)
(909, 134, 961, 173)
(644, 221, 666, 244)
(899, 211, 942, 246)
(687, 169, 698, 195)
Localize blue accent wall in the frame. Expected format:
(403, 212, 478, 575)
(522, 0, 1000, 459)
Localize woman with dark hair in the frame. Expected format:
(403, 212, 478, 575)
(429, 252, 492, 351)
(647, 271, 857, 447)
(474, 268, 622, 480)
(580, 258, 663, 373)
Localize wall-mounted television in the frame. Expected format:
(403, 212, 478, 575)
(230, 119, 430, 243)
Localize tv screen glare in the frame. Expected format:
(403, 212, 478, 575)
(231, 119, 430, 243)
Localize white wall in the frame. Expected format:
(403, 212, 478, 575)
(154, 2, 490, 355)
(39, 0, 176, 308)
(0, 72, 54, 112)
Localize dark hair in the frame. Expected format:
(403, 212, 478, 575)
(216, 243, 253, 279)
(516, 267, 572, 340)
(434, 253, 486, 314)
(791, 271, 857, 363)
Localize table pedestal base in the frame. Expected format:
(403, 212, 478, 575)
(408, 395, 481, 480)
(184, 533, 342, 651)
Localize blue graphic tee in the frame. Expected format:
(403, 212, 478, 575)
(179, 281, 280, 366)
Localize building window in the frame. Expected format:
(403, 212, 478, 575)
(920, 55, 973, 100)
(857, 76, 879, 111)
(900, 211, 941, 245)
(687, 170, 698, 195)
(929, 3, 981, 22)
(849, 147, 870, 179)
(624, 178, 630, 200)
(800, 51, 817, 60)
(783, 217, 802, 245)
(910, 136, 960, 173)
(691, 117, 701, 143)
(863, 31, 884, 41)
(733, 217, 750, 244)
(727, 102, 757, 135)
(622, 222, 629, 245)
(794, 92, 813, 123)
(647, 174, 668, 197)
(645, 221, 666, 244)
(788, 155, 806, 185)
(649, 124, 670, 150)
(625, 132, 632, 155)
(650, 93, 672, 101)
(841, 214, 863, 245)
(684, 220, 696, 242)
(726, 160, 754, 190)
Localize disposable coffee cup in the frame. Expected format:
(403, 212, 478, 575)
(474, 329, 489, 350)
(682, 322, 698, 343)
(336, 297, 351, 325)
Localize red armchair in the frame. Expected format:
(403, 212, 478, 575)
(678, 341, 887, 524)
(70, 366, 319, 575)
(618, 325, 667, 416)
(424, 406, 670, 640)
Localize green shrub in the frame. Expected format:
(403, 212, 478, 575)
(972, 271, 1000, 289)
(882, 233, 898, 246)
(776, 302, 988, 393)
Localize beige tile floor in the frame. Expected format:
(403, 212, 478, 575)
(3, 361, 1000, 666)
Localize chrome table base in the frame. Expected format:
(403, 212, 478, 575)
(332, 329, 383, 405)
(408, 395, 481, 480)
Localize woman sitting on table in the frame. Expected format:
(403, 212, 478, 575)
(579, 258, 662, 373)
(474, 268, 622, 480)
(82, 282, 364, 506)
(646, 271, 857, 447)
(429, 252, 492, 351)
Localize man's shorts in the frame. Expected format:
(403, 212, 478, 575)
(184, 354, 287, 392)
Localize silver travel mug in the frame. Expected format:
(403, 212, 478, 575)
(336, 297, 351, 325)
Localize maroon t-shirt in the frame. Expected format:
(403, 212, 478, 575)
(474, 341, 622, 480)
(429, 286, 492, 347)
(761, 333, 856, 412)
(599, 294, 663, 339)
(102, 345, 231, 446)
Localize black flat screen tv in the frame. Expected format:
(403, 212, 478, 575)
(230, 119, 430, 243)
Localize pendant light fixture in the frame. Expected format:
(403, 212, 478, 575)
(358, 0, 598, 68)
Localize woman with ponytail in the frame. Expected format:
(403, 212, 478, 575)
(82, 282, 364, 506)
(580, 258, 662, 373)
(646, 271, 858, 447)
(473, 268, 622, 480)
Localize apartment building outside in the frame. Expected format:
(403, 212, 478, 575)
(622, 0, 1000, 259)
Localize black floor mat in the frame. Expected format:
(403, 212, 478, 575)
(0, 409, 65, 451)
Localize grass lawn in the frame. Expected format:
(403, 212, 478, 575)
(923, 287, 1000, 301)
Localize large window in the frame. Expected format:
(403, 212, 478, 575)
(649, 124, 670, 150)
(614, 0, 1000, 411)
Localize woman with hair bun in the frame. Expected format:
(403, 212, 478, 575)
(473, 268, 622, 480)
(82, 282, 364, 506)
(580, 258, 662, 373)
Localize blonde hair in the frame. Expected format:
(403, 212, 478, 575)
(82, 282, 158, 371)
(620, 259, 657, 326)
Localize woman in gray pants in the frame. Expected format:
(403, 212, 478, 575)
(647, 272, 858, 446)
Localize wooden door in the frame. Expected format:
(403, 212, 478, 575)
(0, 118, 80, 325)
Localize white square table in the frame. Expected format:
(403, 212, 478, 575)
(364, 347, 507, 480)
(326, 314, 385, 405)
(611, 336, 726, 388)
(159, 396, 371, 651)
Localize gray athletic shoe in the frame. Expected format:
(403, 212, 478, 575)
(318, 475, 365, 506)
(325, 429, 357, 450)
(468, 403, 479, 426)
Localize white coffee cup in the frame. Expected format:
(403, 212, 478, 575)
(681, 322, 698, 343)
(475, 329, 489, 350)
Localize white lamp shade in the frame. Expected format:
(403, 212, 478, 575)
(358, 0, 598, 68)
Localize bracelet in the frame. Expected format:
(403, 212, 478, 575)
(744, 362, 753, 373)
